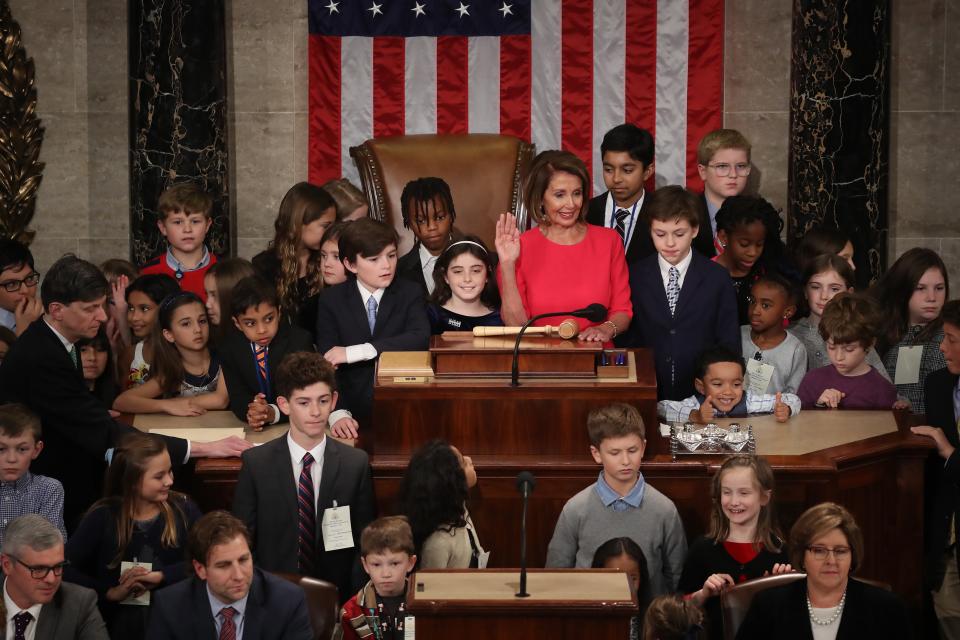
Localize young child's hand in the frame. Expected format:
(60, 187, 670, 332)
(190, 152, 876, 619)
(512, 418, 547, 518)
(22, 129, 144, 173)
(911, 425, 956, 461)
(766, 563, 793, 576)
(494, 212, 521, 265)
(892, 398, 911, 410)
(324, 346, 348, 367)
(774, 392, 791, 422)
(107, 564, 150, 601)
(165, 397, 206, 417)
(698, 395, 717, 422)
(331, 416, 359, 439)
(13, 295, 43, 336)
(697, 573, 734, 603)
(816, 388, 845, 408)
(246, 393, 271, 431)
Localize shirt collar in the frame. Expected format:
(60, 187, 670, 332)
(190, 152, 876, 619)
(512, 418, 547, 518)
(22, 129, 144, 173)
(4, 579, 44, 625)
(594, 471, 645, 508)
(418, 243, 439, 268)
(42, 318, 74, 352)
(207, 583, 248, 621)
(355, 280, 385, 306)
(286, 431, 327, 468)
(657, 248, 693, 280)
(0, 307, 14, 332)
(165, 246, 211, 274)
(0, 472, 33, 493)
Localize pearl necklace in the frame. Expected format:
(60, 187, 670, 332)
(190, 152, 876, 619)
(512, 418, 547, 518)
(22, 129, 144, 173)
(806, 589, 847, 626)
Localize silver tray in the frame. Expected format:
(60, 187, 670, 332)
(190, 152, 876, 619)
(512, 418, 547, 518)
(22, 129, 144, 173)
(669, 422, 756, 459)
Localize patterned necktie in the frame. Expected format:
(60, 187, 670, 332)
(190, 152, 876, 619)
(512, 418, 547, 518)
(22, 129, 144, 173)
(255, 345, 268, 386)
(298, 452, 317, 574)
(69, 345, 80, 370)
(13, 611, 31, 640)
(666, 266, 680, 316)
(366, 295, 378, 334)
(218, 606, 236, 640)
(614, 208, 631, 244)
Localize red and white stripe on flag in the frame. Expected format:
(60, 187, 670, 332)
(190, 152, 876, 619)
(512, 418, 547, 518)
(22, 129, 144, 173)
(308, 0, 723, 197)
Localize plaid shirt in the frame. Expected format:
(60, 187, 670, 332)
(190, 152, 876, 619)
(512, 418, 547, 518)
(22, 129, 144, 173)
(658, 391, 801, 424)
(883, 325, 947, 415)
(0, 472, 66, 545)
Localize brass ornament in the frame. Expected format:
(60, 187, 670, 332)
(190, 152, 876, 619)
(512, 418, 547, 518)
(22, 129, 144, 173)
(0, 0, 43, 245)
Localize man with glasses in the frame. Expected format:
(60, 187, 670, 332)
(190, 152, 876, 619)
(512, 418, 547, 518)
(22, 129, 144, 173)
(0, 240, 43, 337)
(694, 129, 753, 258)
(1, 514, 107, 640)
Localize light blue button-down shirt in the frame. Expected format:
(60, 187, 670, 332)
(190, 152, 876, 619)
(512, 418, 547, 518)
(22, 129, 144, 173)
(594, 470, 646, 512)
(208, 585, 248, 640)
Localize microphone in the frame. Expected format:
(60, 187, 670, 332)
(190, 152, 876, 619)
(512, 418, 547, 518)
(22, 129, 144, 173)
(515, 471, 536, 598)
(510, 303, 609, 386)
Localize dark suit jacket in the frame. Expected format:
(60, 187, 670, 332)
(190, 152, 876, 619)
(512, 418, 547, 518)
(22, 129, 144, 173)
(0, 578, 109, 640)
(232, 435, 376, 602)
(622, 252, 740, 400)
(220, 320, 315, 422)
(315, 278, 430, 422)
(396, 245, 430, 298)
(694, 192, 718, 258)
(0, 320, 188, 529)
(146, 569, 312, 640)
(735, 578, 912, 640)
(586, 192, 656, 264)
(922, 367, 960, 589)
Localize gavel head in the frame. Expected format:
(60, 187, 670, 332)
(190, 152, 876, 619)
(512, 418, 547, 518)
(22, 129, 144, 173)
(558, 319, 579, 340)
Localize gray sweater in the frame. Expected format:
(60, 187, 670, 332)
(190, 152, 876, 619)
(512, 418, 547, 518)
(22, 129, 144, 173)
(545, 480, 687, 596)
(740, 326, 808, 394)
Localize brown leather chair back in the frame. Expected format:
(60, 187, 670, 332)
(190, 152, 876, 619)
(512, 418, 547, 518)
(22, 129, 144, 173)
(350, 134, 535, 255)
(275, 572, 340, 640)
(720, 573, 806, 640)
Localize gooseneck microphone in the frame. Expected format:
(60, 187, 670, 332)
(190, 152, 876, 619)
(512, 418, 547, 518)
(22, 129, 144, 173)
(515, 471, 537, 598)
(509, 303, 608, 387)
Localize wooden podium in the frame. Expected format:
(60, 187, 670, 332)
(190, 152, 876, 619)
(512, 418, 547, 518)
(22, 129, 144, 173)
(407, 569, 637, 639)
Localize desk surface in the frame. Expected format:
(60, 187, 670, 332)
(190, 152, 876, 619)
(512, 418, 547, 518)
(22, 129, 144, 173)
(131, 412, 355, 447)
(410, 569, 634, 603)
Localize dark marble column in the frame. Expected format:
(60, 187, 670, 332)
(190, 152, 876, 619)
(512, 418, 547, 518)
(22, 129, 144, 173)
(788, 0, 890, 286)
(129, 0, 229, 264)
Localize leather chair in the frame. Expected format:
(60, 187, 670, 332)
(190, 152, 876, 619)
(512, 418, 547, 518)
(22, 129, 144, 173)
(275, 572, 340, 640)
(350, 134, 535, 255)
(720, 572, 805, 640)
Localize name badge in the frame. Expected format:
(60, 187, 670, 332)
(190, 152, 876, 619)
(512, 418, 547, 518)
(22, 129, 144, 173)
(321, 503, 354, 551)
(746, 359, 775, 395)
(119, 560, 152, 606)
(404, 615, 416, 640)
(894, 345, 923, 385)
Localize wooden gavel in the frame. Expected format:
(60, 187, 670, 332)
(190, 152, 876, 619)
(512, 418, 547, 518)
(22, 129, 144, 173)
(473, 319, 580, 340)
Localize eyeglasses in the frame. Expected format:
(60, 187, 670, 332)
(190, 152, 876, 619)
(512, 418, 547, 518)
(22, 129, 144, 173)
(706, 162, 751, 177)
(8, 554, 70, 579)
(0, 272, 40, 293)
(806, 545, 851, 561)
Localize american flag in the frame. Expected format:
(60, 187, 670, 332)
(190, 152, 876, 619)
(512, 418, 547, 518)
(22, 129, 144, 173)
(308, 0, 724, 196)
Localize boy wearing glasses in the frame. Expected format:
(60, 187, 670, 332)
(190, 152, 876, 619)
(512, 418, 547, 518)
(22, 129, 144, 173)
(0, 404, 65, 545)
(1, 514, 107, 639)
(0, 239, 42, 337)
(396, 177, 460, 297)
(695, 129, 752, 258)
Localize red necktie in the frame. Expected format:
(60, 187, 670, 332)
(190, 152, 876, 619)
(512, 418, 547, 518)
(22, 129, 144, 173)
(298, 452, 317, 574)
(218, 607, 236, 640)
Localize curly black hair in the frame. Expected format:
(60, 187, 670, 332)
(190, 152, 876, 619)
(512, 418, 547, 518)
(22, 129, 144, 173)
(715, 194, 785, 269)
(397, 439, 469, 554)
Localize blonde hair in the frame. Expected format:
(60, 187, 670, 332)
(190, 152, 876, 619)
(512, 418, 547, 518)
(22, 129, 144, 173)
(524, 150, 590, 227)
(708, 455, 783, 552)
(321, 179, 368, 220)
(696, 129, 751, 165)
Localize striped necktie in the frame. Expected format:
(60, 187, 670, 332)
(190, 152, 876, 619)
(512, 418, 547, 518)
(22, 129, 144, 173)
(614, 208, 631, 244)
(255, 345, 268, 385)
(298, 452, 317, 574)
(218, 607, 236, 640)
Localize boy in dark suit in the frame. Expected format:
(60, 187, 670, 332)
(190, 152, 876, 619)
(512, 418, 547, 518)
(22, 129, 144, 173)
(911, 299, 960, 638)
(622, 186, 740, 400)
(148, 511, 312, 640)
(233, 352, 376, 603)
(317, 218, 430, 437)
(586, 124, 657, 264)
(694, 128, 752, 258)
(220, 275, 314, 429)
(396, 177, 458, 297)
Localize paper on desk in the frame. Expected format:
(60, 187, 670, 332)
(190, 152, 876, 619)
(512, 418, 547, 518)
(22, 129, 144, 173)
(149, 428, 245, 442)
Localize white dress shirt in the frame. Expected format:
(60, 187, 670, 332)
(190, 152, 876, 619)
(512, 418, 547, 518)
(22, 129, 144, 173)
(208, 584, 248, 640)
(604, 191, 645, 249)
(4, 580, 43, 640)
(418, 244, 438, 295)
(0, 307, 15, 332)
(657, 249, 694, 292)
(286, 432, 327, 511)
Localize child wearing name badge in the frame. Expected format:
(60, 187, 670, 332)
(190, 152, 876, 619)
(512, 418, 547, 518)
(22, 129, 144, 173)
(872, 248, 949, 414)
(337, 516, 417, 640)
(427, 236, 503, 335)
(740, 274, 807, 394)
(233, 352, 376, 603)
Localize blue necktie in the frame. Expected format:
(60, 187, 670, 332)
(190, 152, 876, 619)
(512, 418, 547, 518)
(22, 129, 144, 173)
(366, 296, 378, 334)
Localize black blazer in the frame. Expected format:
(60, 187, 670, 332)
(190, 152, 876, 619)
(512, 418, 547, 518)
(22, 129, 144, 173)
(0, 576, 109, 640)
(252, 250, 321, 338)
(922, 367, 960, 589)
(315, 278, 430, 422)
(146, 569, 313, 640)
(396, 245, 430, 298)
(586, 192, 656, 264)
(220, 320, 315, 422)
(232, 435, 376, 601)
(735, 578, 912, 639)
(622, 252, 740, 400)
(0, 320, 188, 529)
(694, 192, 718, 258)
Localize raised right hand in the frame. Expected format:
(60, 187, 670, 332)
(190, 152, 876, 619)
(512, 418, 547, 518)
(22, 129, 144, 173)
(495, 212, 521, 265)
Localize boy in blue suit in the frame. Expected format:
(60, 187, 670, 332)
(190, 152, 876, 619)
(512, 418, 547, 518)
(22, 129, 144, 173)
(622, 186, 740, 400)
(316, 218, 430, 437)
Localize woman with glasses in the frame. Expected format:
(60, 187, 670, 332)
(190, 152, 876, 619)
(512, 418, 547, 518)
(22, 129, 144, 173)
(736, 502, 911, 639)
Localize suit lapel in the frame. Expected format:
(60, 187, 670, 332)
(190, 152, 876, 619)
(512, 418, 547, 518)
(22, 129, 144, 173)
(673, 254, 704, 320)
(346, 283, 372, 340)
(269, 437, 299, 523)
(374, 286, 397, 339)
(316, 440, 341, 548)
(191, 578, 218, 640)
(642, 259, 672, 325)
(37, 321, 81, 381)
(242, 572, 265, 639)
(35, 600, 59, 640)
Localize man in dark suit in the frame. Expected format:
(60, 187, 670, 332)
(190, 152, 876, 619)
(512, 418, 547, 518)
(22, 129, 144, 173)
(1, 515, 107, 640)
(233, 352, 375, 603)
(620, 187, 740, 401)
(147, 511, 313, 640)
(912, 299, 960, 638)
(0, 255, 249, 529)
(586, 124, 656, 264)
(316, 219, 430, 437)
(395, 177, 458, 297)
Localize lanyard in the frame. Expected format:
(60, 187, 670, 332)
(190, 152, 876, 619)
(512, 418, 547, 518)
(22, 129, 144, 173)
(609, 195, 640, 249)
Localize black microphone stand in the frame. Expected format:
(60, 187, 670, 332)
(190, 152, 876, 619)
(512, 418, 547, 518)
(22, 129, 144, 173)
(516, 473, 534, 597)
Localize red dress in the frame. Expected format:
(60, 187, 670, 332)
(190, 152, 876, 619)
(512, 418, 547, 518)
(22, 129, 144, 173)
(499, 224, 632, 331)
